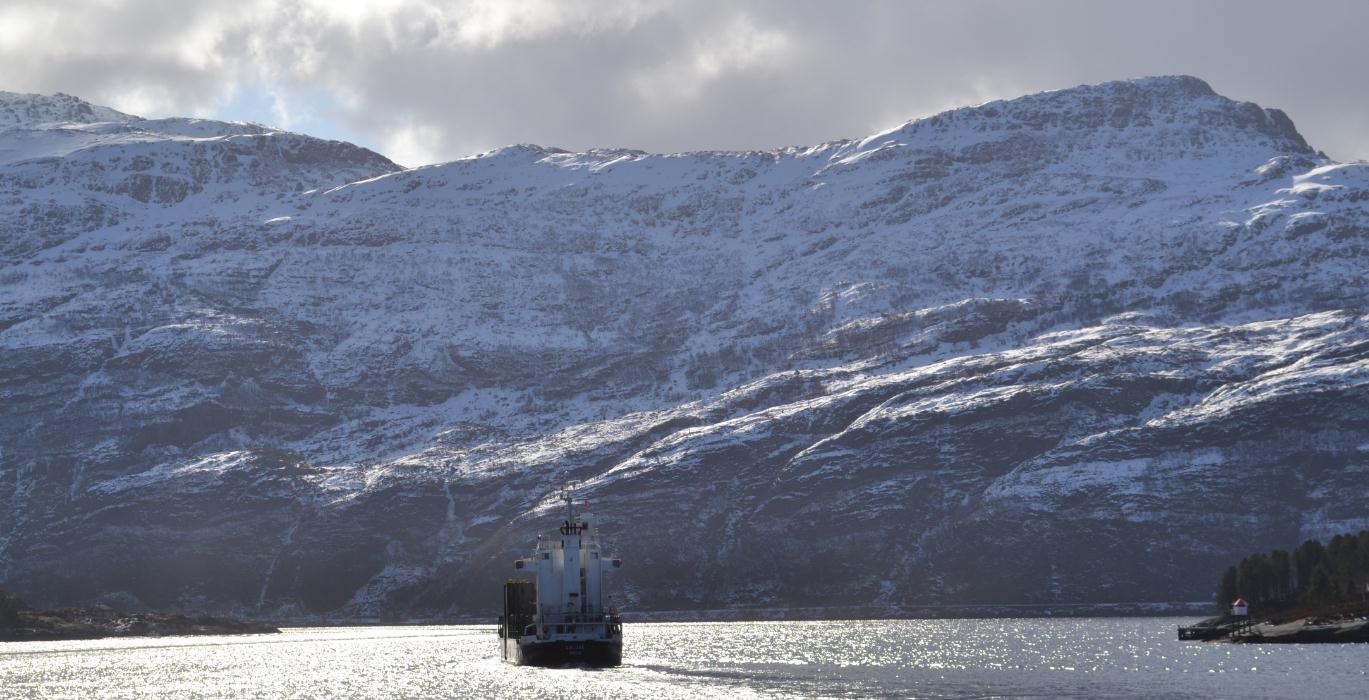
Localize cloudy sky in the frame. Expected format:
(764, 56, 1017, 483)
(3, 0, 1366, 166)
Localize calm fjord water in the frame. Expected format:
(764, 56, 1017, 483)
(1, 618, 1364, 699)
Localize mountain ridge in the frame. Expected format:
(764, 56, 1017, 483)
(0, 90, 137, 129)
(2, 76, 1367, 618)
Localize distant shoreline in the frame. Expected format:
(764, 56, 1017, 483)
(2, 593, 1214, 637)
(0, 605, 279, 642)
(621, 602, 1211, 623)
(259, 601, 1213, 628)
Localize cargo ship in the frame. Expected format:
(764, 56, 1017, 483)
(498, 487, 623, 666)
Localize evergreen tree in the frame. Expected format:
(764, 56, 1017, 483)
(1216, 566, 1239, 614)
(1328, 533, 1360, 593)
(1270, 549, 1292, 601)
(1358, 531, 1369, 574)
(1294, 539, 1329, 591)
(1303, 566, 1336, 607)
(1237, 553, 1277, 604)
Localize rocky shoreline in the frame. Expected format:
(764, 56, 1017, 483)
(1229, 616, 1369, 644)
(0, 592, 279, 642)
(1180, 606, 1369, 644)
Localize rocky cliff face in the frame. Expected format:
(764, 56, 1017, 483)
(2, 77, 1367, 617)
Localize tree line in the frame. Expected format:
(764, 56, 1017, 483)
(1215, 530, 1369, 614)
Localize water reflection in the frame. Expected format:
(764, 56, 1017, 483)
(1, 619, 1364, 699)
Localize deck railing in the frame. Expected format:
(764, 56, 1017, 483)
(523, 612, 623, 640)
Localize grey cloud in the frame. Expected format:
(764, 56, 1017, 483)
(1, 0, 1366, 165)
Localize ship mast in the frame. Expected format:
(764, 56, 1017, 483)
(562, 482, 578, 525)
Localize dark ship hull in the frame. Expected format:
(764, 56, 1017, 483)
(503, 637, 623, 667)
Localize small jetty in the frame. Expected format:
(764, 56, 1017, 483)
(1179, 597, 1255, 640)
(1177, 621, 1242, 641)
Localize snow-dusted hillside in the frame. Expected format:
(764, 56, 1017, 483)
(2, 78, 1367, 617)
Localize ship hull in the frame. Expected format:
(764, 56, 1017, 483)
(505, 638, 622, 667)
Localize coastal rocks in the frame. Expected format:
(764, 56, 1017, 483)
(1181, 610, 1369, 644)
(1235, 617, 1369, 644)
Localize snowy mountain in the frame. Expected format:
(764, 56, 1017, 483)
(2, 78, 1367, 617)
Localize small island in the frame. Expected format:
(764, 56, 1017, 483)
(1180, 530, 1369, 644)
(0, 588, 279, 642)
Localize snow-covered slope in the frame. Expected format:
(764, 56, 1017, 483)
(0, 91, 135, 129)
(2, 78, 1367, 617)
